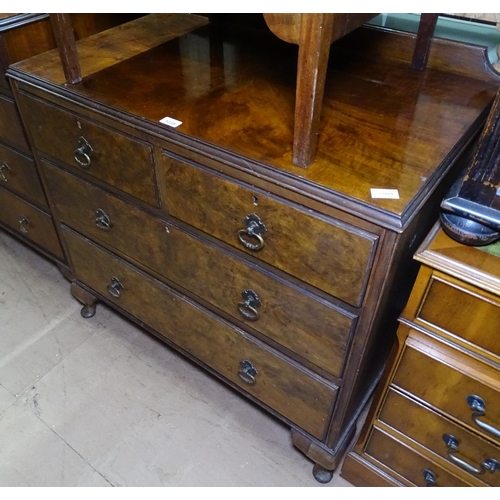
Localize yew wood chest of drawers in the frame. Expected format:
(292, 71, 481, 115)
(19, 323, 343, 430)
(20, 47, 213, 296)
(341, 224, 500, 487)
(6, 14, 500, 481)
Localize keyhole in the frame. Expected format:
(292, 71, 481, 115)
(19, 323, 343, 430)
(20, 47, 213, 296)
(252, 196, 258, 206)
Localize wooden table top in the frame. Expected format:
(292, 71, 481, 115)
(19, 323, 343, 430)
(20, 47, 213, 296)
(11, 14, 500, 230)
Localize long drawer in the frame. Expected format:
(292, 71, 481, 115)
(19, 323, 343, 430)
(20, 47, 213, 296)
(379, 389, 500, 487)
(365, 427, 475, 487)
(0, 187, 63, 259)
(393, 332, 500, 447)
(0, 142, 47, 208)
(162, 153, 377, 307)
(62, 227, 337, 439)
(43, 160, 355, 378)
(16, 93, 159, 206)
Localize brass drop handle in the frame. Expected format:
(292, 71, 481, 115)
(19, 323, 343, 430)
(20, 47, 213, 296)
(442, 434, 500, 475)
(238, 360, 258, 385)
(421, 469, 436, 487)
(0, 162, 9, 182)
(237, 213, 267, 251)
(74, 136, 93, 168)
(95, 208, 113, 231)
(107, 276, 124, 298)
(19, 215, 30, 234)
(237, 289, 262, 321)
(466, 394, 500, 439)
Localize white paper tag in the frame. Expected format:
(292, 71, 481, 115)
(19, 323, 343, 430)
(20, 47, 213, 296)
(160, 116, 183, 128)
(370, 188, 400, 199)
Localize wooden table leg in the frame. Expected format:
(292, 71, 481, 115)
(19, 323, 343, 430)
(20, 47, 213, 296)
(293, 14, 334, 168)
(50, 13, 82, 84)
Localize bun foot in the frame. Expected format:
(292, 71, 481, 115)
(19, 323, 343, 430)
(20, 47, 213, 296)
(80, 304, 96, 318)
(313, 463, 334, 484)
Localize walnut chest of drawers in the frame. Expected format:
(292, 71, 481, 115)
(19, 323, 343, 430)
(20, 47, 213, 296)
(7, 14, 500, 481)
(340, 224, 500, 487)
(0, 13, 142, 265)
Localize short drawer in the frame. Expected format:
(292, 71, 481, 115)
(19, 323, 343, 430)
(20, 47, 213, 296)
(415, 273, 500, 360)
(43, 161, 355, 378)
(162, 154, 377, 307)
(0, 143, 47, 208)
(16, 92, 159, 206)
(365, 427, 473, 487)
(0, 95, 28, 151)
(62, 227, 337, 439)
(379, 389, 500, 487)
(393, 332, 500, 447)
(0, 187, 63, 259)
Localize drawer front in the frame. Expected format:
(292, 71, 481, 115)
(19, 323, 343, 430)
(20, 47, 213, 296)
(416, 275, 500, 359)
(62, 227, 336, 439)
(365, 427, 473, 487)
(16, 93, 159, 206)
(393, 340, 500, 446)
(0, 95, 29, 151)
(43, 161, 355, 377)
(162, 155, 377, 307)
(380, 389, 500, 486)
(0, 143, 47, 208)
(0, 187, 63, 259)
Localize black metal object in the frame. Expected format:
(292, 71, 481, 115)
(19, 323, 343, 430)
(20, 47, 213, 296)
(441, 88, 500, 245)
(237, 289, 262, 321)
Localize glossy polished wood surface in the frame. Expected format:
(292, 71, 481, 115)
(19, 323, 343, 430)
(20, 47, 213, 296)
(0, 188, 63, 259)
(17, 93, 159, 206)
(0, 143, 47, 208)
(0, 95, 28, 151)
(42, 160, 355, 377)
(63, 227, 337, 439)
(365, 427, 472, 487)
(163, 154, 377, 306)
(12, 20, 499, 222)
(393, 334, 500, 446)
(380, 388, 500, 487)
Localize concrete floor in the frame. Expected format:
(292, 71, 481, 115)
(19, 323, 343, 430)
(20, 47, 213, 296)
(0, 229, 354, 487)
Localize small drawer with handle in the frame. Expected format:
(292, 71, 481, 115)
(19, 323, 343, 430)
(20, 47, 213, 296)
(16, 92, 159, 206)
(0, 187, 63, 259)
(392, 330, 500, 446)
(379, 389, 500, 486)
(0, 143, 47, 208)
(0, 95, 28, 151)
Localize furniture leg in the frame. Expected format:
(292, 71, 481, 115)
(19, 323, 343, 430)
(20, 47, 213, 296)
(70, 281, 97, 318)
(293, 14, 333, 168)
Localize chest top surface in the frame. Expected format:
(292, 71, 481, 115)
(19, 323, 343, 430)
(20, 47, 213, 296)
(9, 15, 500, 229)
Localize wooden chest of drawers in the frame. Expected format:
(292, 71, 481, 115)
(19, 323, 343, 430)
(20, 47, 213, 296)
(7, 14, 500, 481)
(341, 224, 500, 487)
(0, 13, 142, 264)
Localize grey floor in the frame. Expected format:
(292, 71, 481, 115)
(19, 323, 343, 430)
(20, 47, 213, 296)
(0, 229, 354, 487)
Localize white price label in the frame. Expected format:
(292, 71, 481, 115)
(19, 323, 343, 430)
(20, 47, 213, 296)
(160, 116, 183, 128)
(370, 188, 400, 199)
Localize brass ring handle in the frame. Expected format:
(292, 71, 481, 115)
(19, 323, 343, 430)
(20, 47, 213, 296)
(0, 162, 9, 182)
(19, 215, 30, 234)
(238, 360, 257, 385)
(237, 289, 262, 321)
(74, 136, 93, 169)
(421, 469, 436, 487)
(95, 208, 113, 231)
(107, 276, 124, 298)
(442, 434, 500, 475)
(237, 214, 267, 252)
(466, 394, 500, 439)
